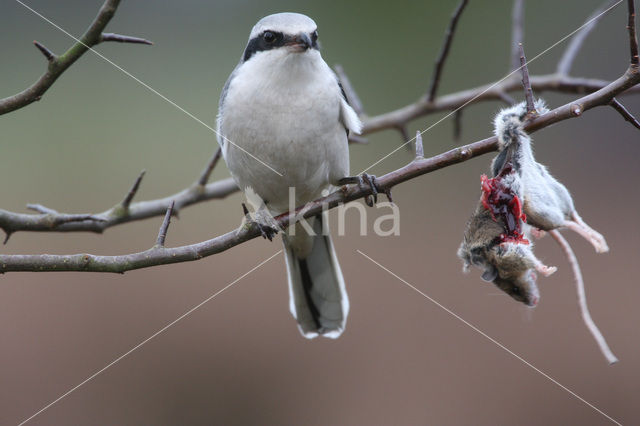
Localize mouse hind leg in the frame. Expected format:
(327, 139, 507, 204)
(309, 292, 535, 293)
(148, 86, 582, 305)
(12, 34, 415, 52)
(563, 213, 609, 253)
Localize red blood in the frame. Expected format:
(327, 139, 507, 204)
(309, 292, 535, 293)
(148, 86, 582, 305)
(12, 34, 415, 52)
(480, 163, 529, 244)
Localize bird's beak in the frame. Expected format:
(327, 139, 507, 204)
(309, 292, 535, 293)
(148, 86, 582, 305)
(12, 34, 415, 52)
(286, 33, 312, 52)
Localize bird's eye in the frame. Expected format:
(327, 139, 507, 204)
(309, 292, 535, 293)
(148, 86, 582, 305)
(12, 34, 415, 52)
(263, 31, 276, 43)
(311, 30, 318, 42)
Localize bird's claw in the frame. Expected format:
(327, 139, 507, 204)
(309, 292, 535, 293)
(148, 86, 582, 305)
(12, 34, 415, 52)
(338, 173, 391, 206)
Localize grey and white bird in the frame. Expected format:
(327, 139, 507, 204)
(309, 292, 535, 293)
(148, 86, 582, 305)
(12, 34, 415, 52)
(216, 13, 362, 338)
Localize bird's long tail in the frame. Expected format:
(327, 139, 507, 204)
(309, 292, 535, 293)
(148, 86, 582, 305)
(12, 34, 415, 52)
(282, 214, 349, 339)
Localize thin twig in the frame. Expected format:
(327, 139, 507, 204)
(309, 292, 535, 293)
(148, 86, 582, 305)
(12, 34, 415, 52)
(511, 0, 525, 71)
(427, 0, 470, 101)
(197, 148, 222, 186)
(397, 125, 412, 151)
(557, 1, 613, 75)
(334, 64, 365, 116)
(549, 230, 618, 364)
(609, 97, 640, 128)
(519, 43, 537, 116)
(628, 0, 639, 65)
(498, 91, 516, 105)
(348, 134, 369, 144)
(155, 201, 175, 247)
(33, 41, 55, 61)
(121, 170, 146, 208)
(26, 204, 57, 215)
(100, 33, 153, 45)
(0, 0, 152, 115)
(453, 109, 463, 141)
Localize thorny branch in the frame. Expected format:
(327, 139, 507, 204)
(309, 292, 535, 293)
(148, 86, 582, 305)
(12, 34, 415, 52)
(0, 0, 152, 115)
(427, 0, 469, 102)
(511, 0, 525, 71)
(557, 1, 614, 75)
(519, 43, 537, 116)
(0, 0, 639, 275)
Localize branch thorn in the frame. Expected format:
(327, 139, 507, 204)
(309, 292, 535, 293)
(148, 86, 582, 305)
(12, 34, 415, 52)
(397, 125, 412, 151)
(427, 0, 469, 101)
(33, 40, 55, 61)
(156, 201, 175, 247)
(26, 204, 57, 214)
(518, 43, 537, 117)
(628, 0, 639, 66)
(122, 170, 146, 208)
(197, 148, 222, 186)
(511, 0, 525, 71)
(100, 33, 154, 45)
(610, 97, 640, 129)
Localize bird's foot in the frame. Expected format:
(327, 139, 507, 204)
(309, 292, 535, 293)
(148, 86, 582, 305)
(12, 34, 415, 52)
(242, 203, 279, 241)
(338, 173, 392, 206)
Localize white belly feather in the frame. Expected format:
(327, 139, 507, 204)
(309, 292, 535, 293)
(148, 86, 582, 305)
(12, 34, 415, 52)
(220, 49, 352, 213)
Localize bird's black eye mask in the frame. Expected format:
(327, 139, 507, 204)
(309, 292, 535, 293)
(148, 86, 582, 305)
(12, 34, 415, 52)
(243, 29, 319, 62)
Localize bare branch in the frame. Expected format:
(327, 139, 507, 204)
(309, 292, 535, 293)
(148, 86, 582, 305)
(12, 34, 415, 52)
(32, 41, 55, 61)
(121, 170, 146, 208)
(519, 43, 536, 116)
(609, 97, 640, 128)
(155, 201, 175, 247)
(0, 0, 152, 115)
(415, 131, 424, 158)
(0, 178, 238, 236)
(334, 65, 365, 116)
(2, 0, 639, 243)
(427, 0, 470, 102)
(498, 91, 516, 105)
(348, 134, 369, 144)
(396, 125, 412, 151)
(100, 33, 153, 45)
(453, 109, 463, 141)
(511, 0, 525, 71)
(3, 66, 638, 273)
(629, 0, 639, 66)
(557, 1, 613, 75)
(197, 148, 222, 186)
(2, 69, 639, 239)
(26, 204, 57, 215)
(549, 230, 619, 364)
(361, 74, 640, 135)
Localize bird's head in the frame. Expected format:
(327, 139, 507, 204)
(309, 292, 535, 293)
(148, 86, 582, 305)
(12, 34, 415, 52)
(243, 13, 319, 63)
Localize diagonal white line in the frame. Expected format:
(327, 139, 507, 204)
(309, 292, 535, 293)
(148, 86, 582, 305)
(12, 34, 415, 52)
(356, 249, 622, 426)
(14, 0, 283, 177)
(360, 0, 623, 174)
(17, 250, 283, 426)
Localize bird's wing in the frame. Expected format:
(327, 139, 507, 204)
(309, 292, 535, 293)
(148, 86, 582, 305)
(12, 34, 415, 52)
(337, 79, 362, 136)
(216, 62, 242, 149)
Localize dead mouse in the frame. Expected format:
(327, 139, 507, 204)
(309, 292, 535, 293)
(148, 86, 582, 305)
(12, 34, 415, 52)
(458, 195, 556, 307)
(492, 100, 609, 253)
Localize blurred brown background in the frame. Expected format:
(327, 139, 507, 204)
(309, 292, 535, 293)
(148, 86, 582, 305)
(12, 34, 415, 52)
(1, 0, 639, 424)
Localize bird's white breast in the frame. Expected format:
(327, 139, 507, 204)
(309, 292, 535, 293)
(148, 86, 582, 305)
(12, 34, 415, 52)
(220, 49, 350, 213)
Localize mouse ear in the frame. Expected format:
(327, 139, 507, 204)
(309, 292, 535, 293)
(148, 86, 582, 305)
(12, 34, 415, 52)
(481, 265, 498, 282)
